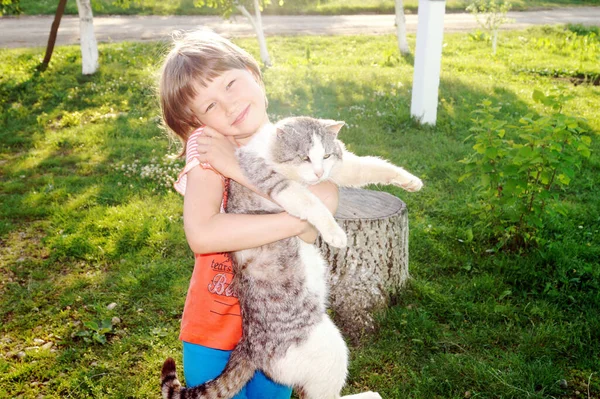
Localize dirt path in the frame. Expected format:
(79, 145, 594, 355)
(1, 7, 599, 49)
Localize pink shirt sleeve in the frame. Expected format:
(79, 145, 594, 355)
(173, 128, 223, 196)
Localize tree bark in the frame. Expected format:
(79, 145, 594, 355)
(317, 188, 410, 343)
(236, 0, 272, 67)
(76, 0, 99, 75)
(40, 0, 68, 70)
(395, 0, 410, 55)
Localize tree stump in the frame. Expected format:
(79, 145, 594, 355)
(317, 187, 410, 343)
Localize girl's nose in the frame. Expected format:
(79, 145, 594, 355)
(226, 103, 237, 117)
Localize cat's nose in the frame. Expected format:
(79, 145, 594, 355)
(314, 169, 324, 178)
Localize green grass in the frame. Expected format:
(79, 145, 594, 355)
(1, 26, 599, 398)
(17, 0, 600, 16)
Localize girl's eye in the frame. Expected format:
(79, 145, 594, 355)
(324, 154, 331, 159)
(205, 102, 216, 113)
(226, 80, 236, 89)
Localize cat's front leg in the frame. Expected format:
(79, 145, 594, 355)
(330, 148, 423, 192)
(271, 182, 347, 248)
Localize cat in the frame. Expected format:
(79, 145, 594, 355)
(161, 116, 423, 399)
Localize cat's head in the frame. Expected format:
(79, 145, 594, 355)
(271, 116, 344, 184)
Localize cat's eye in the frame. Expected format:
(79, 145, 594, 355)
(324, 154, 331, 159)
(301, 156, 310, 162)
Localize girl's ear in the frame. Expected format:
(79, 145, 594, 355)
(321, 119, 345, 137)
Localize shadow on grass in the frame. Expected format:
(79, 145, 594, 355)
(1, 38, 599, 398)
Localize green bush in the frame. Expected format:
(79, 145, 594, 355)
(0, 0, 21, 16)
(459, 91, 592, 250)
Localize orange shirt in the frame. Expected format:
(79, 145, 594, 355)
(173, 128, 242, 350)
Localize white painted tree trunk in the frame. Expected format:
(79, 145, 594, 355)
(236, 0, 272, 67)
(395, 0, 410, 55)
(492, 30, 498, 54)
(76, 0, 99, 75)
(411, 0, 446, 125)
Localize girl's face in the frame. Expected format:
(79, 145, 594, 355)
(189, 68, 268, 144)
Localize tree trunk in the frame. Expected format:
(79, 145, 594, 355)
(317, 188, 410, 344)
(76, 0, 99, 75)
(236, 1, 272, 67)
(40, 0, 68, 70)
(395, 0, 410, 55)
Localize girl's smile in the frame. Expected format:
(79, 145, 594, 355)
(232, 104, 251, 126)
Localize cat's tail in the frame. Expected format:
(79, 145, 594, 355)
(161, 351, 256, 399)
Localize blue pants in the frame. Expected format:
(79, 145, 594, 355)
(182, 341, 293, 399)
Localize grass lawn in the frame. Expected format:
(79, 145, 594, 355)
(16, 0, 600, 16)
(1, 26, 600, 398)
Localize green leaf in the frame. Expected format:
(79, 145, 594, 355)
(557, 174, 571, 185)
(577, 146, 591, 158)
(581, 135, 592, 146)
(540, 171, 551, 185)
(93, 334, 108, 345)
(499, 290, 512, 300)
(473, 143, 486, 154)
(84, 321, 99, 331)
(458, 173, 472, 183)
(532, 89, 546, 104)
(485, 147, 498, 159)
(518, 146, 533, 158)
(466, 228, 474, 242)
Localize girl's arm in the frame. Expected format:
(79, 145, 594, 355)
(183, 165, 338, 254)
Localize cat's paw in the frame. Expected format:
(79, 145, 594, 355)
(343, 391, 383, 399)
(320, 221, 347, 248)
(362, 392, 382, 399)
(392, 173, 423, 192)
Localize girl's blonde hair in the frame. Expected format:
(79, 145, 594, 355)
(159, 30, 263, 147)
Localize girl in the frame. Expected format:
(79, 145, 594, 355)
(159, 30, 339, 399)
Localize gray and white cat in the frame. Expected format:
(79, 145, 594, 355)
(161, 117, 422, 399)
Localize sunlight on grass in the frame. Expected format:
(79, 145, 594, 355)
(1, 27, 599, 398)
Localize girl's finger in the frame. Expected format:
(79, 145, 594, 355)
(196, 143, 209, 153)
(196, 136, 211, 145)
(202, 127, 224, 139)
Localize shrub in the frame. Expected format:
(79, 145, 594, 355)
(466, 0, 513, 54)
(459, 91, 592, 251)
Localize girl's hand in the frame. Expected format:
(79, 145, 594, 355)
(196, 127, 240, 179)
(298, 221, 318, 244)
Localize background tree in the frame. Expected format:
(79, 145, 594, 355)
(39, 0, 98, 74)
(195, 0, 281, 67)
(76, 0, 99, 74)
(395, 0, 410, 55)
(466, 0, 513, 55)
(39, 0, 68, 71)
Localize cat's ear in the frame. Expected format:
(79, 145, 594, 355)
(276, 127, 288, 138)
(322, 120, 345, 137)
